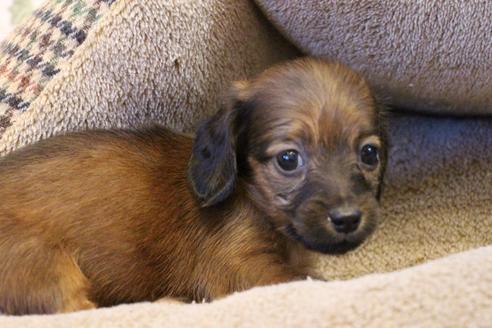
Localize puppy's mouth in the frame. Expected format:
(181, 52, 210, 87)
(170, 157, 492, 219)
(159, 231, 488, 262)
(285, 224, 364, 255)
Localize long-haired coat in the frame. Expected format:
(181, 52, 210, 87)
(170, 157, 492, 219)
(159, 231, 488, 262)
(0, 58, 387, 314)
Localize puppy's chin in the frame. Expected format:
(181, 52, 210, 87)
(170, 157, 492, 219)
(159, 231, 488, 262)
(285, 224, 367, 255)
(305, 239, 363, 255)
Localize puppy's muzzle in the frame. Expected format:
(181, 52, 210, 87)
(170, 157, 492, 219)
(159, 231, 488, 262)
(328, 207, 362, 234)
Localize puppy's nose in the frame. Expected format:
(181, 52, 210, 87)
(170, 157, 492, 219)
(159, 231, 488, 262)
(329, 208, 361, 234)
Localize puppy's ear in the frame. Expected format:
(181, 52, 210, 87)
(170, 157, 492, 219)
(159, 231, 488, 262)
(188, 81, 250, 207)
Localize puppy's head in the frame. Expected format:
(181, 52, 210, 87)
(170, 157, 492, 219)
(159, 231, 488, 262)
(189, 58, 387, 254)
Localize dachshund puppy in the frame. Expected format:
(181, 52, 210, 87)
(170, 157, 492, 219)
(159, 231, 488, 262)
(0, 58, 387, 315)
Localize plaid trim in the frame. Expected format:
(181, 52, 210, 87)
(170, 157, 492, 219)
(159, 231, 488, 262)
(0, 0, 116, 137)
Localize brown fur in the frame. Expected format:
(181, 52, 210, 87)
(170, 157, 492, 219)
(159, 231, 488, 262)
(0, 58, 386, 315)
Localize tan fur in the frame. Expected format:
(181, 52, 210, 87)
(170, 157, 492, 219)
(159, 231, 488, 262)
(0, 58, 385, 315)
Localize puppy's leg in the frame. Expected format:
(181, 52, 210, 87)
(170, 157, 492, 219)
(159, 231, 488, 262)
(252, 264, 307, 287)
(0, 241, 94, 315)
(155, 297, 190, 304)
(243, 249, 310, 288)
(203, 256, 307, 301)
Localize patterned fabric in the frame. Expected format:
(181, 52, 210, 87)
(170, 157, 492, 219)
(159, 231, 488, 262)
(0, 0, 116, 136)
(0, 1, 46, 42)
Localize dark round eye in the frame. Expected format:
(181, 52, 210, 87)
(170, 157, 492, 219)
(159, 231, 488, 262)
(360, 144, 379, 167)
(276, 150, 304, 172)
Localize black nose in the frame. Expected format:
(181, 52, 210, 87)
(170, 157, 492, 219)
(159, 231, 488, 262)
(329, 208, 361, 234)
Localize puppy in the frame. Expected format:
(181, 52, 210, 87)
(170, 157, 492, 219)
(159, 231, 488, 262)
(0, 58, 387, 315)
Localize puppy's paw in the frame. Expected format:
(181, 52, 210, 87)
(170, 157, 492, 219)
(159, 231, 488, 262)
(155, 296, 190, 304)
(61, 297, 96, 313)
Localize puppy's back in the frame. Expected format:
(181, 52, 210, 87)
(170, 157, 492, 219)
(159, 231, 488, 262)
(0, 126, 196, 307)
(0, 127, 191, 223)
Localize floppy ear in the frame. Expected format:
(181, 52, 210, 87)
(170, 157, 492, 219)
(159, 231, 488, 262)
(188, 81, 250, 207)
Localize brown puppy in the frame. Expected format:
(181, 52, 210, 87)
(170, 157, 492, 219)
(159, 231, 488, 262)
(0, 58, 387, 315)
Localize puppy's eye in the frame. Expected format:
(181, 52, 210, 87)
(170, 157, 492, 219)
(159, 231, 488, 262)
(276, 150, 304, 172)
(360, 144, 379, 167)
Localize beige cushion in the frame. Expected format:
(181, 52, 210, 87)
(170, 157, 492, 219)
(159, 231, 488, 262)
(255, 0, 492, 115)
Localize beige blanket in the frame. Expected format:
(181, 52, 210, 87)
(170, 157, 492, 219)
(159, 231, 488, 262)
(0, 0, 491, 325)
(2, 246, 491, 327)
(255, 0, 492, 116)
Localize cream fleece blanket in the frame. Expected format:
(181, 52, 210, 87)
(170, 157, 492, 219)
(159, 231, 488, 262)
(0, 0, 491, 325)
(2, 246, 491, 327)
(255, 0, 492, 116)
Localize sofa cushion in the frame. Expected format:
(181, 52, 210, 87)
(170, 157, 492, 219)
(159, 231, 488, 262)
(255, 0, 492, 115)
